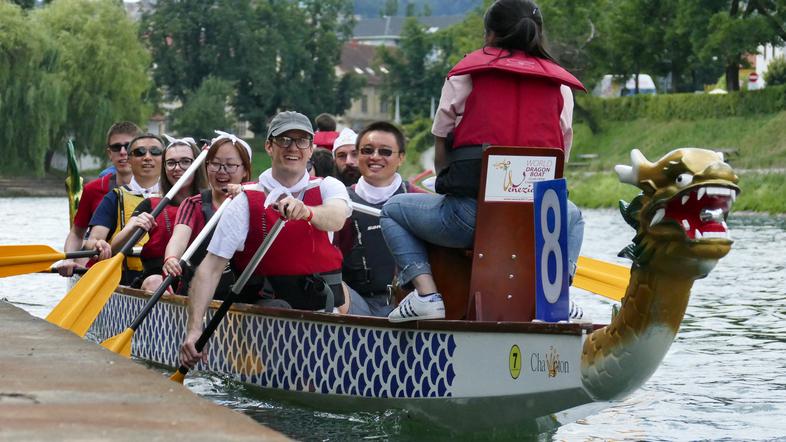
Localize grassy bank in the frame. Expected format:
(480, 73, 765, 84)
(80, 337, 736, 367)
(565, 111, 786, 214)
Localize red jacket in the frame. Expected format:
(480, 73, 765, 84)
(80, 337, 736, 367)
(313, 131, 339, 151)
(140, 197, 179, 260)
(448, 48, 585, 150)
(233, 187, 343, 276)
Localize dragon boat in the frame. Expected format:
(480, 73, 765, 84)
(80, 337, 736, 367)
(87, 147, 739, 434)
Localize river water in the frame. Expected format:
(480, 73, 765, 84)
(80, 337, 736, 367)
(1, 197, 784, 441)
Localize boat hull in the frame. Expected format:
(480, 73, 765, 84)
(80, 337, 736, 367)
(89, 288, 603, 433)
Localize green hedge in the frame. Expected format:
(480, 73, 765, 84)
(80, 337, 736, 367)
(577, 84, 786, 123)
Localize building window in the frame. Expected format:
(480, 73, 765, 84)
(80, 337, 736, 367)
(380, 98, 389, 114)
(361, 95, 368, 113)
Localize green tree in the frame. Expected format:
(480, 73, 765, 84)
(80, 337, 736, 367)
(764, 56, 786, 86)
(33, 0, 151, 157)
(146, 0, 357, 134)
(0, 1, 66, 175)
(378, 17, 445, 123)
(699, 2, 772, 91)
(382, 0, 398, 16)
(170, 77, 235, 141)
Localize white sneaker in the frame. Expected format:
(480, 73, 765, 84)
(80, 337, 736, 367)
(388, 291, 445, 323)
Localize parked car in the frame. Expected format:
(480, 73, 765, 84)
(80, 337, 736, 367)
(593, 74, 657, 98)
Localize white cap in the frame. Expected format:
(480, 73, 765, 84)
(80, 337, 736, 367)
(332, 127, 357, 156)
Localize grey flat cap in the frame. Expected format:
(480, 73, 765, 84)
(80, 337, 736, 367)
(266, 111, 314, 139)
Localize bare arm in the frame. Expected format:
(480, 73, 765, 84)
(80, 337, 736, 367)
(109, 212, 155, 254)
(161, 225, 192, 277)
(179, 252, 227, 368)
(83, 225, 112, 261)
(56, 225, 88, 276)
(277, 196, 348, 232)
(434, 136, 447, 174)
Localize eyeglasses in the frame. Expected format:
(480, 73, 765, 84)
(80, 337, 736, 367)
(165, 158, 194, 170)
(107, 142, 129, 153)
(359, 146, 398, 157)
(130, 146, 164, 157)
(271, 136, 312, 150)
(207, 161, 242, 173)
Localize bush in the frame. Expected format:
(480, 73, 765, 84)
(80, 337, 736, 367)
(764, 56, 786, 87)
(576, 84, 786, 123)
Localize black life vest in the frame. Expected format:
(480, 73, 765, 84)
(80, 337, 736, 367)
(343, 183, 409, 296)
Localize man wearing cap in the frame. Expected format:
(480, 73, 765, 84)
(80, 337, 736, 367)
(333, 127, 361, 186)
(180, 111, 352, 369)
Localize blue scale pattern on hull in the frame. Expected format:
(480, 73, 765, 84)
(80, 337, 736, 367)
(90, 293, 458, 399)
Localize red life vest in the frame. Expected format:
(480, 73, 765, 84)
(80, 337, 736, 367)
(313, 131, 339, 151)
(448, 48, 585, 150)
(233, 186, 343, 276)
(140, 197, 178, 260)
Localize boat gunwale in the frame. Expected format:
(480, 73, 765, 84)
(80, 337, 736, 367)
(116, 286, 603, 335)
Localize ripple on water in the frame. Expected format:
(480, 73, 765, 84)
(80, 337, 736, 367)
(3, 199, 786, 440)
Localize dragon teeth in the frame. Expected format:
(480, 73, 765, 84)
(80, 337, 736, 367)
(682, 195, 690, 205)
(702, 231, 729, 239)
(694, 229, 703, 239)
(722, 221, 728, 230)
(706, 187, 732, 196)
(697, 187, 706, 200)
(682, 219, 690, 230)
(651, 208, 666, 226)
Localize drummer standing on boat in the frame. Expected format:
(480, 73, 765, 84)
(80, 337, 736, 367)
(180, 111, 351, 369)
(56, 122, 143, 276)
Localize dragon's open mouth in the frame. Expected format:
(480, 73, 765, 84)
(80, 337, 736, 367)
(651, 186, 737, 240)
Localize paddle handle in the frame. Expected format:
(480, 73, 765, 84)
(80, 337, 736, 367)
(174, 217, 285, 379)
(66, 250, 99, 259)
(43, 267, 87, 275)
(351, 202, 381, 217)
(118, 150, 209, 257)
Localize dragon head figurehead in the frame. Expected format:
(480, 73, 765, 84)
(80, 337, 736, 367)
(614, 148, 739, 277)
(581, 149, 739, 401)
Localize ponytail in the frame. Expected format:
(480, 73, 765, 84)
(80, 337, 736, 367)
(484, 0, 556, 63)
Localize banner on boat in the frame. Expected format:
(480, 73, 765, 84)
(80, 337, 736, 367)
(534, 178, 569, 322)
(484, 155, 558, 202)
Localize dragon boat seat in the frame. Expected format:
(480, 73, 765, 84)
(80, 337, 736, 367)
(430, 146, 565, 322)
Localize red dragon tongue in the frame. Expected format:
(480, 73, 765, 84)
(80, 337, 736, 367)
(662, 186, 735, 240)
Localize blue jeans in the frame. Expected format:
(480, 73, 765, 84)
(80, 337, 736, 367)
(380, 193, 584, 287)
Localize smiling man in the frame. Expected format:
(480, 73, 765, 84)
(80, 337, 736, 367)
(56, 122, 142, 276)
(180, 111, 353, 369)
(334, 121, 423, 317)
(83, 133, 165, 285)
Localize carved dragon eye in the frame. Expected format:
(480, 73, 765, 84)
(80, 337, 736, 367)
(675, 173, 694, 188)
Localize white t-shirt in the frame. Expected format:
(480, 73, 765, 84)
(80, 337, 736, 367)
(431, 74, 575, 159)
(207, 172, 350, 259)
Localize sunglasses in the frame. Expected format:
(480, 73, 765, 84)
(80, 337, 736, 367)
(130, 146, 164, 157)
(107, 142, 129, 153)
(359, 146, 398, 157)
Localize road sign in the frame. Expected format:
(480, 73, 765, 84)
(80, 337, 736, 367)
(749, 72, 759, 82)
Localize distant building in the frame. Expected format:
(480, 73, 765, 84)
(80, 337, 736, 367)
(352, 15, 465, 47)
(337, 43, 392, 131)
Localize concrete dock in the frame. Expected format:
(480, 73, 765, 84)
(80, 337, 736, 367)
(0, 301, 287, 441)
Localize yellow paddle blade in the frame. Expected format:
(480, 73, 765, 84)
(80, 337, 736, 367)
(0, 245, 64, 278)
(574, 256, 630, 302)
(46, 253, 123, 336)
(170, 370, 186, 384)
(101, 328, 133, 357)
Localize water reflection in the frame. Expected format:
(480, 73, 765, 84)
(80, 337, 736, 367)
(1, 198, 785, 440)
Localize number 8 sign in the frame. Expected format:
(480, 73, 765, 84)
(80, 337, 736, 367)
(534, 178, 569, 322)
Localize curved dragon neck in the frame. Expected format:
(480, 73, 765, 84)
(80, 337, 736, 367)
(580, 252, 716, 400)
